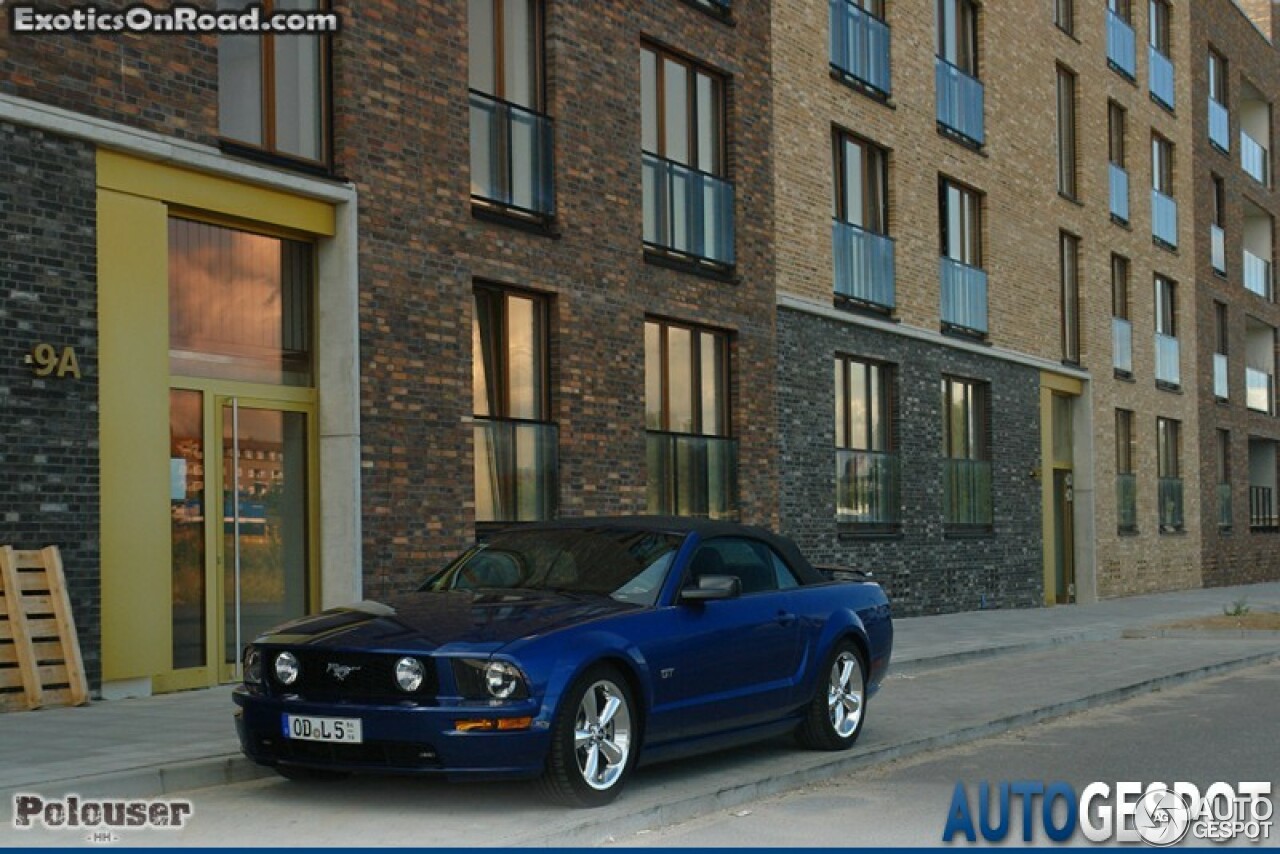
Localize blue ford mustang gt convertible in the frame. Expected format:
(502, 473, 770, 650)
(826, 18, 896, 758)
(233, 517, 893, 806)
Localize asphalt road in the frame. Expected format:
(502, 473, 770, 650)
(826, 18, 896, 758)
(615, 661, 1280, 848)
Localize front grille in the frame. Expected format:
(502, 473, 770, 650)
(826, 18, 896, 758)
(266, 649, 439, 703)
(251, 732, 441, 769)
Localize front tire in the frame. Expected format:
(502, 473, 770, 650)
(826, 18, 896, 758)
(796, 641, 867, 750)
(540, 664, 637, 807)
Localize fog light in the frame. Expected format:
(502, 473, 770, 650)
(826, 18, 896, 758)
(274, 651, 299, 685)
(395, 656, 424, 692)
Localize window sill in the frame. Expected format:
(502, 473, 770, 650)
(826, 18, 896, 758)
(1110, 213, 1131, 229)
(944, 525, 995, 539)
(1155, 380, 1182, 394)
(1114, 369, 1135, 382)
(1107, 62, 1137, 86)
(1212, 267, 1228, 279)
(1057, 191, 1084, 207)
(1158, 526, 1186, 536)
(828, 67, 894, 107)
(643, 248, 737, 283)
(836, 523, 903, 541)
(472, 202, 560, 238)
(936, 124, 987, 155)
(217, 138, 335, 179)
(1249, 526, 1280, 534)
(941, 324, 990, 344)
(1152, 236, 1179, 254)
(680, 0, 735, 25)
(1150, 93, 1176, 116)
(1216, 396, 1231, 406)
(1118, 527, 1140, 537)
(834, 293, 896, 321)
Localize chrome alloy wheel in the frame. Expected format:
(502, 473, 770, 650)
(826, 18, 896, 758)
(827, 651, 864, 738)
(573, 678, 632, 791)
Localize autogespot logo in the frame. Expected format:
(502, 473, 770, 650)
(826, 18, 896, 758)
(943, 780, 1273, 845)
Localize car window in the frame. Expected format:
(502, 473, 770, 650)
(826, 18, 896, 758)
(771, 552, 801, 590)
(688, 537, 778, 595)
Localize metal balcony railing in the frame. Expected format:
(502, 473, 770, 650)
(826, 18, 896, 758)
(1218, 483, 1233, 528)
(1113, 317, 1133, 375)
(1241, 132, 1270, 186)
(1152, 189, 1178, 248)
(646, 432, 738, 520)
(1149, 46, 1175, 111)
(1106, 10, 1136, 79)
(836, 449, 900, 525)
(1109, 163, 1129, 222)
(473, 418, 559, 523)
(943, 458, 992, 526)
(469, 91, 555, 217)
(1116, 473, 1138, 532)
(642, 152, 735, 266)
(940, 256, 988, 335)
(829, 0, 892, 96)
(833, 220, 895, 310)
(1246, 367, 1274, 414)
(1251, 485, 1277, 528)
(935, 57, 984, 146)
(1155, 332, 1180, 387)
(1244, 249, 1272, 299)
(1209, 98, 1230, 152)
(1211, 224, 1226, 275)
(1158, 476, 1184, 532)
(1214, 352, 1229, 399)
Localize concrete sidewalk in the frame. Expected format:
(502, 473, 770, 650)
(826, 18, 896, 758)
(1, 581, 1278, 841)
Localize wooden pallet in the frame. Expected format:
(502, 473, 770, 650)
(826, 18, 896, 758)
(0, 546, 89, 711)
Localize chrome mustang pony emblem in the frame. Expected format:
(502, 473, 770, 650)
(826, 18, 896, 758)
(326, 662, 362, 681)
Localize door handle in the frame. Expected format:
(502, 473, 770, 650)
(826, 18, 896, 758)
(776, 611, 797, 627)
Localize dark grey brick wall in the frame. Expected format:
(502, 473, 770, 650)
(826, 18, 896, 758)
(778, 307, 1044, 616)
(0, 122, 100, 689)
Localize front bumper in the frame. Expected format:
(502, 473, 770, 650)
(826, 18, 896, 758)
(233, 686, 551, 781)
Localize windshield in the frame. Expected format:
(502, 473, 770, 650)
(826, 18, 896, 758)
(421, 528, 687, 606)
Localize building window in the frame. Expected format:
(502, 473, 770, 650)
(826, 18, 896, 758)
(1112, 254, 1132, 376)
(1154, 273, 1179, 387)
(1208, 49, 1228, 104)
(1152, 134, 1174, 196)
(1214, 301, 1230, 399)
(940, 178, 982, 268)
(1054, 0, 1073, 35)
(939, 178, 987, 335)
(936, 0, 978, 76)
(935, 0, 983, 145)
(1149, 0, 1171, 55)
(1116, 409, 1137, 533)
(1155, 274, 1177, 337)
(645, 319, 736, 518)
(1151, 133, 1177, 247)
(830, 0, 892, 97)
(1217, 429, 1232, 529)
(833, 132, 894, 311)
(641, 45, 734, 267)
(1212, 174, 1227, 274)
(472, 285, 557, 523)
(835, 357, 898, 527)
(1156, 417, 1183, 532)
(941, 376, 992, 527)
(217, 0, 329, 164)
(1060, 232, 1080, 364)
(1108, 101, 1128, 222)
(1057, 66, 1078, 199)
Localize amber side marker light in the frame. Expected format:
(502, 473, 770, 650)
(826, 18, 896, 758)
(455, 717, 534, 732)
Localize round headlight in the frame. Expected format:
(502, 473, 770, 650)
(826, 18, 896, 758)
(274, 651, 300, 685)
(243, 647, 262, 685)
(484, 661, 522, 699)
(395, 656, 424, 692)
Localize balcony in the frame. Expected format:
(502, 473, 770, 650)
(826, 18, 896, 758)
(1209, 98, 1230, 153)
(473, 418, 558, 523)
(1214, 352, 1229, 399)
(1241, 132, 1270, 186)
(647, 432, 738, 520)
(935, 57, 984, 146)
(1247, 367, 1275, 414)
(836, 449, 900, 525)
(1148, 46, 1175, 111)
(829, 0, 891, 96)
(469, 91, 555, 218)
(1151, 189, 1178, 249)
(1106, 10, 1136, 79)
(1251, 485, 1277, 529)
(1109, 163, 1129, 223)
(642, 153, 735, 266)
(1211, 224, 1226, 275)
(940, 256, 988, 335)
(943, 458, 992, 526)
(1155, 332, 1180, 387)
(1244, 249, 1272, 299)
(1158, 476, 1184, 532)
(1116, 473, 1137, 532)
(833, 220, 895, 311)
(1113, 317, 1133, 375)
(1218, 483, 1233, 528)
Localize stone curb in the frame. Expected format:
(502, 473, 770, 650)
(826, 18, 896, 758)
(891, 628, 1119, 674)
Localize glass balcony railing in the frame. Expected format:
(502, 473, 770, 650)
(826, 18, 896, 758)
(1158, 476, 1184, 532)
(940, 256, 988, 335)
(1247, 367, 1274, 414)
(473, 418, 558, 523)
(1244, 249, 1272, 299)
(1209, 98, 1231, 152)
(943, 458, 992, 526)
(833, 220, 895, 310)
(1109, 163, 1129, 222)
(1251, 485, 1277, 529)
(642, 152, 735, 266)
(469, 90, 555, 217)
(1214, 352, 1229, 399)
(1218, 482, 1233, 528)
(1155, 332, 1180, 387)
(1152, 189, 1178, 248)
(1149, 46, 1175, 111)
(1113, 317, 1133, 375)
(1116, 473, 1138, 532)
(646, 432, 738, 520)
(1241, 132, 1270, 186)
(829, 0, 891, 96)
(1106, 10, 1136, 79)
(836, 449, 900, 525)
(1211, 224, 1226, 275)
(935, 57, 984, 146)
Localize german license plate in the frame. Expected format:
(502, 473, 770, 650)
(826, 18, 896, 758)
(283, 714, 363, 744)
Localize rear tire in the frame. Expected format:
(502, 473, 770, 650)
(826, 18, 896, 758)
(273, 765, 350, 783)
(539, 664, 638, 807)
(796, 640, 867, 750)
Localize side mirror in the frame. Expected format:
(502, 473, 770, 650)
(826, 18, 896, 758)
(680, 574, 742, 603)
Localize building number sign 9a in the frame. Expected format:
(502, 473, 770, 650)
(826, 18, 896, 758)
(25, 343, 81, 380)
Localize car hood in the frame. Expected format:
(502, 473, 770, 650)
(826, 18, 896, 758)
(253, 590, 641, 654)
